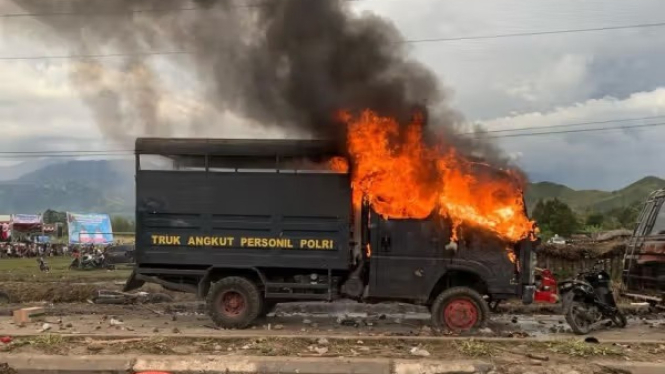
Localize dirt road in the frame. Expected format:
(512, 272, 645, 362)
(1, 307, 663, 341)
(1, 304, 663, 374)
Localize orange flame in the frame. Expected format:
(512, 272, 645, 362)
(329, 157, 349, 173)
(339, 109, 535, 243)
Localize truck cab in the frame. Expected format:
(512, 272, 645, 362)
(126, 138, 537, 332)
(623, 189, 665, 306)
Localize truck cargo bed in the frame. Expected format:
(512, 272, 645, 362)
(136, 169, 351, 270)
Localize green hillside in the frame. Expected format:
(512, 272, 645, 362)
(0, 160, 134, 215)
(526, 176, 665, 214)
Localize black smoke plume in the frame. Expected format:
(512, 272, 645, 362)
(12, 0, 509, 164)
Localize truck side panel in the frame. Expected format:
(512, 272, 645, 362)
(135, 170, 351, 270)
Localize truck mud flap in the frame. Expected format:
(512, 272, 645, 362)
(123, 270, 145, 292)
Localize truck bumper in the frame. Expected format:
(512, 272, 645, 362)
(522, 285, 536, 305)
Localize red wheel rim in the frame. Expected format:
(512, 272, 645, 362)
(219, 291, 246, 317)
(443, 298, 478, 331)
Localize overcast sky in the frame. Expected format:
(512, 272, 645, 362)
(1, 0, 664, 190)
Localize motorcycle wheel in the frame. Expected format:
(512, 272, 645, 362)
(611, 312, 627, 328)
(565, 300, 593, 335)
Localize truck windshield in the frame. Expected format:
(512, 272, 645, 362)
(648, 201, 665, 236)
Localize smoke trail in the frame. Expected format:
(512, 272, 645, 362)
(13, 0, 509, 164)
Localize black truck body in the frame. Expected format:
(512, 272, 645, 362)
(127, 138, 537, 330)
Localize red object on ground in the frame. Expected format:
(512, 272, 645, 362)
(534, 269, 559, 303)
(0, 336, 12, 344)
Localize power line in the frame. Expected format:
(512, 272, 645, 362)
(487, 121, 665, 139)
(403, 21, 665, 44)
(1, 121, 664, 159)
(465, 114, 665, 135)
(0, 19, 663, 60)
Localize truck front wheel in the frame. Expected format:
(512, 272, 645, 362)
(431, 287, 489, 332)
(206, 276, 263, 329)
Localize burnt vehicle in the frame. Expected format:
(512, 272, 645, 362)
(622, 189, 665, 308)
(559, 261, 626, 335)
(125, 138, 538, 331)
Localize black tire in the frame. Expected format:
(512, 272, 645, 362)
(565, 300, 592, 335)
(611, 311, 627, 328)
(431, 287, 490, 332)
(206, 276, 263, 329)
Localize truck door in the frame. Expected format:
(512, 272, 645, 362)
(367, 214, 449, 300)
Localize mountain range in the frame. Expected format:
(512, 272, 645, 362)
(525, 176, 665, 213)
(0, 160, 663, 216)
(0, 160, 134, 215)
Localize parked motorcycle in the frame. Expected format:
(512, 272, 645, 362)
(37, 257, 50, 272)
(69, 252, 115, 270)
(559, 260, 627, 335)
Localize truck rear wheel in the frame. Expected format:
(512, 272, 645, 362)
(431, 287, 489, 332)
(206, 276, 263, 329)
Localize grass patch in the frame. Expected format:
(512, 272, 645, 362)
(0, 257, 130, 282)
(6, 335, 67, 354)
(547, 339, 623, 357)
(454, 340, 494, 357)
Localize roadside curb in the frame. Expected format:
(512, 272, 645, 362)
(0, 354, 492, 374)
(4, 331, 665, 345)
(2, 354, 664, 374)
(597, 361, 665, 374)
(0, 354, 133, 374)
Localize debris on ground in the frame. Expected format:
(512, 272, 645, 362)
(91, 290, 174, 305)
(38, 323, 52, 333)
(410, 346, 431, 357)
(527, 353, 550, 361)
(585, 337, 600, 344)
(419, 326, 433, 336)
(12, 306, 45, 324)
(313, 346, 328, 355)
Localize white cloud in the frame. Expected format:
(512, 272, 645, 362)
(504, 54, 593, 104)
(484, 89, 665, 189)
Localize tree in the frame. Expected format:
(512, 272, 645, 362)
(585, 213, 605, 227)
(532, 198, 580, 237)
(605, 205, 640, 230)
(111, 216, 135, 233)
(42, 209, 67, 225)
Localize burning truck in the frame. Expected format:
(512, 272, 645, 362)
(125, 110, 539, 332)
